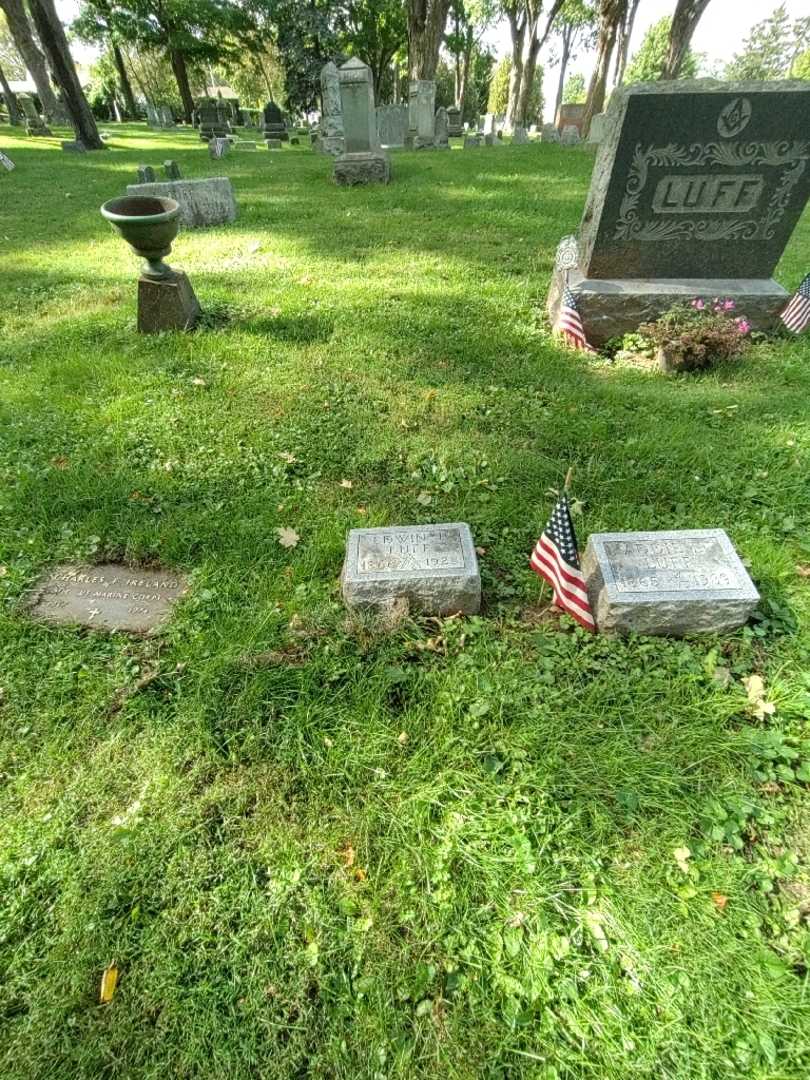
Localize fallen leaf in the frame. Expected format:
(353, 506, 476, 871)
(0, 566, 7, 577)
(276, 527, 300, 549)
(340, 479, 353, 489)
(99, 962, 119, 1004)
(279, 452, 298, 464)
(339, 844, 355, 867)
(796, 565, 810, 578)
(51, 456, 69, 470)
(475, 546, 487, 556)
(673, 846, 691, 874)
(298, 274, 313, 285)
(711, 892, 728, 911)
(742, 675, 776, 720)
(416, 492, 432, 506)
(353, 867, 367, 882)
(397, 731, 408, 745)
(191, 377, 206, 387)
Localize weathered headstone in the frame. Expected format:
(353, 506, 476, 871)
(483, 132, 497, 147)
(376, 103, 407, 148)
(463, 135, 480, 148)
(198, 98, 229, 141)
(556, 102, 586, 134)
(482, 113, 496, 135)
(28, 564, 189, 634)
(163, 159, 182, 179)
(315, 61, 345, 156)
(447, 105, 463, 137)
(0, 149, 16, 171)
(289, 135, 300, 145)
(235, 140, 257, 150)
(125, 177, 237, 229)
(547, 81, 810, 345)
(18, 94, 51, 136)
(334, 58, 390, 185)
(434, 107, 450, 149)
(561, 125, 580, 145)
(407, 80, 436, 149)
(137, 164, 157, 183)
(342, 523, 481, 615)
(586, 112, 607, 145)
(262, 100, 288, 143)
(582, 529, 759, 636)
(541, 123, 561, 143)
(266, 138, 282, 150)
(512, 126, 529, 144)
(145, 102, 161, 130)
(209, 137, 230, 159)
(61, 141, 87, 153)
(159, 104, 176, 129)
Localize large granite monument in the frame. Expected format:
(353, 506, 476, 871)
(342, 523, 480, 615)
(334, 58, 390, 186)
(547, 81, 810, 345)
(582, 529, 759, 636)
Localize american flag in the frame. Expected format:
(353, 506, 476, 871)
(530, 492, 595, 631)
(781, 273, 810, 334)
(555, 286, 595, 352)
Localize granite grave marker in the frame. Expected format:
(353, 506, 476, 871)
(334, 58, 390, 185)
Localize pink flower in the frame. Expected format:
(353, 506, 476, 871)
(735, 317, 751, 335)
(723, 299, 736, 311)
(691, 298, 705, 310)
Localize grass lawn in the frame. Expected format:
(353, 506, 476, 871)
(1, 122, 810, 1079)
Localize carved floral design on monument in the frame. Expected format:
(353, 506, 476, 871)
(614, 139, 809, 244)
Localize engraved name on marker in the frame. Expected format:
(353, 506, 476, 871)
(603, 537, 743, 594)
(356, 527, 466, 575)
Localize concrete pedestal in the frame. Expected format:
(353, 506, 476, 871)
(547, 269, 789, 347)
(138, 272, 200, 333)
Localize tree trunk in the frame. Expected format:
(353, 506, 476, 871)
(516, 29, 541, 126)
(111, 41, 137, 117)
(0, 0, 64, 122)
(504, 9, 526, 132)
(26, 0, 105, 148)
(0, 63, 23, 124)
(553, 24, 573, 124)
(458, 27, 473, 114)
(169, 48, 193, 123)
(582, 0, 626, 137)
(661, 0, 712, 79)
(407, 0, 451, 80)
(613, 0, 639, 84)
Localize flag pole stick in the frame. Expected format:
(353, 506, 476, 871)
(564, 466, 573, 492)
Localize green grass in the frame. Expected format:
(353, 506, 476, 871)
(1, 122, 810, 1079)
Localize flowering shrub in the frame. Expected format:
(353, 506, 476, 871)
(639, 297, 752, 372)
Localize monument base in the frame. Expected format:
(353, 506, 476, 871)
(547, 270, 789, 347)
(334, 151, 391, 186)
(138, 272, 200, 334)
(315, 135, 344, 156)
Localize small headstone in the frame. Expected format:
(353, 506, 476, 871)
(342, 523, 480, 616)
(582, 529, 759, 636)
(376, 103, 407, 148)
(556, 102, 586, 135)
(0, 150, 15, 171)
(586, 112, 606, 145)
(266, 138, 282, 150)
(262, 100, 288, 143)
(512, 126, 529, 144)
(463, 135, 480, 149)
(61, 141, 87, 153)
(446, 105, 463, 137)
(434, 107, 449, 149)
(125, 177, 237, 229)
(209, 137, 230, 159)
(28, 564, 189, 633)
(137, 164, 157, 183)
(19, 93, 51, 136)
(483, 132, 496, 147)
(235, 141, 257, 150)
(541, 124, 560, 143)
(163, 159, 182, 179)
(561, 125, 580, 145)
(289, 135, 300, 145)
(407, 79, 436, 149)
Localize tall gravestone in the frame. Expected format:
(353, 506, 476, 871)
(406, 80, 436, 149)
(315, 62, 345, 156)
(334, 58, 390, 185)
(434, 107, 449, 150)
(19, 94, 51, 136)
(376, 103, 407, 148)
(447, 106, 463, 137)
(197, 99, 229, 141)
(262, 100, 288, 143)
(556, 102, 586, 134)
(547, 81, 810, 345)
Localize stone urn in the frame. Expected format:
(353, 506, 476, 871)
(100, 195, 180, 279)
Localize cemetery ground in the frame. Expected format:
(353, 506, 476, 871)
(1, 124, 810, 1080)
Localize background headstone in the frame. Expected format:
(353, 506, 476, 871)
(262, 100, 288, 143)
(376, 103, 407, 148)
(446, 105, 463, 137)
(163, 160, 182, 179)
(582, 529, 759, 636)
(126, 177, 238, 229)
(342, 523, 481, 615)
(463, 135, 480, 148)
(434, 107, 449, 149)
(334, 58, 390, 185)
(61, 141, 86, 153)
(512, 126, 529, 144)
(315, 61, 345, 156)
(561, 125, 580, 145)
(137, 164, 157, 183)
(541, 124, 561, 143)
(209, 137, 230, 158)
(586, 112, 607, 145)
(407, 79, 436, 149)
(556, 102, 586, 134)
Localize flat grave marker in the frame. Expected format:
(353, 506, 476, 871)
(28, 564, 189, 633)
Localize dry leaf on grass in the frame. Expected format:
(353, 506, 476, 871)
(742, 675, 776, 720)
(340, 479, 353, 489)
(100, 962, 119, 1004)
(711, 892, 728, 911)
(796, 565, 810, 578)
(276, 527, 300, 549)
(673, 846, 691, 874)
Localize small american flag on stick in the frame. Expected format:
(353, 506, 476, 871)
(555, 286, 595, 352)
(530, 488, 595, 631)
(781, 273, 810, 334)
